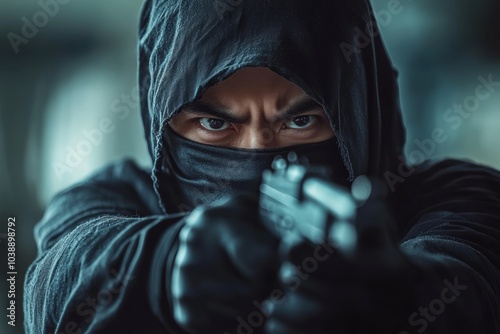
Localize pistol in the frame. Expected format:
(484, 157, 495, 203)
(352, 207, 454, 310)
(259, 153, 371, 256)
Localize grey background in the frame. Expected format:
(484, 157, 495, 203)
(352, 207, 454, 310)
(0, 0, 499, 333)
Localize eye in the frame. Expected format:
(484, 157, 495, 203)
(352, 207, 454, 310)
(285, 115, 317, 129)
(199, 118, 230, 131)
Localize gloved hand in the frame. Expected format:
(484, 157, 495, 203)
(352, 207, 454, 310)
(171, 194, 280, 333)
(263, 197, 431, 334)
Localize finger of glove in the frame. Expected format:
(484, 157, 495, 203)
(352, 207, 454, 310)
(279, 250, 413, 305)
(282, 237, 400, 283)
(266, 288, 350, 332)
(183, 202, 280, 281)
(173, 250, 260, 301)
(269, 284, 406, 333)
(174, 218, 276, 298)
(210, 197, 281, 281)
(177, 209, 280, 333)
(172, 240, 268, 331)
(282, 241, 360, 284)
(223, 221, 280, 282)
(173, 292, 266, 333)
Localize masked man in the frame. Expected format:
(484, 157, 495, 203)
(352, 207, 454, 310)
(25, 0, 500, 333)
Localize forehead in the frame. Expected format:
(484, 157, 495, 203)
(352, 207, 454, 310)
(200, 66, 308, 102)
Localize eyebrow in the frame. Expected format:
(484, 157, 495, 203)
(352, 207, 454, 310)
(181, 97, 324, 124)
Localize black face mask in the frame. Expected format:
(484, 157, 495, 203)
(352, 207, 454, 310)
(160, 127, 349, 212)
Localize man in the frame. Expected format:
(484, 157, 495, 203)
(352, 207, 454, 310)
(25, 0, 500, 333)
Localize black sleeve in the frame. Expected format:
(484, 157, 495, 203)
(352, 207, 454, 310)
(24, 160, 188, 334)
(393, 159, 500, 333)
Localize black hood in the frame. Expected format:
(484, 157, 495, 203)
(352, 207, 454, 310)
(138, 0, 406, 212)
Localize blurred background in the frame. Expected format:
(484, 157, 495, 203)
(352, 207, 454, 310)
(0, 0, 499, 333)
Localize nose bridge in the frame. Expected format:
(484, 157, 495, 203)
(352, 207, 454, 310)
(242, 126, 276, 149)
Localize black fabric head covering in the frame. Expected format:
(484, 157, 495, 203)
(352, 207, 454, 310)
(138, 0, 406, 212)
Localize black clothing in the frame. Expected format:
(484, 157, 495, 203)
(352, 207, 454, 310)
(25, 0, 500, 333)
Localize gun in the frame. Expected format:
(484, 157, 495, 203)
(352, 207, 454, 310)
(259, 153, 373, 256)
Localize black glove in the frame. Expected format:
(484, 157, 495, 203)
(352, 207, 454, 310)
(171, 194, 280, 333)
(263, 197, 430, 334)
